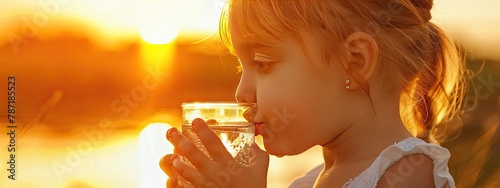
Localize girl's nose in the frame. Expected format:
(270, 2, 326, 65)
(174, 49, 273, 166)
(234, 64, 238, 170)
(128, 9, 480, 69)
(235, 72, 256, 103)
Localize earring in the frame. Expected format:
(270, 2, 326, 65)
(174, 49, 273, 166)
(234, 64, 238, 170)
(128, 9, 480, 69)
(345, 79, 351, 90)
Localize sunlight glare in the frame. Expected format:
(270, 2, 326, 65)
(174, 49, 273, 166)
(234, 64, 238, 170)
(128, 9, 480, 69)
(220, 133, 236, 156)
(137, 0, 181, 44)
(140, 41, 175, 70)
(138, 122, 173, 188)
(185, 109, 202, 125)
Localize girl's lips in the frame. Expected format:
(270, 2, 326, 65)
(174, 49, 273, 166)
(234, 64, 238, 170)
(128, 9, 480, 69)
(254, 122, 264, 136)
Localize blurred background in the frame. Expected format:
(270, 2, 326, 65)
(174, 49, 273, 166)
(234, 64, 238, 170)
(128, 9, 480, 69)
(0, 0, 499, 187)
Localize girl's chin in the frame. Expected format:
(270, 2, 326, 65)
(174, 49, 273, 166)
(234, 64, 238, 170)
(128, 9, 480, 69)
(258, 128, 307, 156)
(261, 137, 282, 155)
(263, 146, 286, 157)
(261, 138, 303, 157)
(264, 146, 303, 157)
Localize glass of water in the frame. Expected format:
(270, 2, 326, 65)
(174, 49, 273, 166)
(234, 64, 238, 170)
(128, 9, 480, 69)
(181, 102, 256, 165)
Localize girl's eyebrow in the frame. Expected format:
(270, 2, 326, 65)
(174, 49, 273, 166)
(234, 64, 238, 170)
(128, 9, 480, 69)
(233, 42, 276, 58)
(241, 42, 273, 51)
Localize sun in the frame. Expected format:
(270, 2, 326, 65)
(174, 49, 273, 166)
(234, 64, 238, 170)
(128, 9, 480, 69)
(137, 0, 181, 44)
(139, 25, 179, 45)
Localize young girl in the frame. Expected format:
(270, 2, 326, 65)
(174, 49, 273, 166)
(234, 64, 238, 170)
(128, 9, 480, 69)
(160, 0, 467, 187)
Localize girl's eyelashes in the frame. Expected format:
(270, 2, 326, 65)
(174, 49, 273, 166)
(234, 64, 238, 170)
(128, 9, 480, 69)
(253, 53, 276, 72)
(236, 52, 277, 73)
(254, 60, 272, 72)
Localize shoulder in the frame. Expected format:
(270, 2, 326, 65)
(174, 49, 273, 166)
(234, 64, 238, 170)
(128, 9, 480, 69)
(332, 138, 455, 188)
(377, 154, 435, 188)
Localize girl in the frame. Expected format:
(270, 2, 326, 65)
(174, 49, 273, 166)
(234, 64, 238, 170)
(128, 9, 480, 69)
(160, 0, 467, 187)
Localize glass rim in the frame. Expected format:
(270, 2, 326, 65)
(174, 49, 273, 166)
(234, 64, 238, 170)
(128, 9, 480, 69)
(181, 102, 256, 108)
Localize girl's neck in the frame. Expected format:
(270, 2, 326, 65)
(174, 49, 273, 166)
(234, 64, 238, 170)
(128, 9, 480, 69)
(314, 115, 413, 188)
(320, 106, 413, 169)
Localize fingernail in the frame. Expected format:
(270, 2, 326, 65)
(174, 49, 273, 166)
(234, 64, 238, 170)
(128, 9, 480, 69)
(191, 118, 203, 129)
(170, 154, 177, 161)
(173, 158, 181, 169)
(167, 128, 179, 141)
(192, 118, 203, 127)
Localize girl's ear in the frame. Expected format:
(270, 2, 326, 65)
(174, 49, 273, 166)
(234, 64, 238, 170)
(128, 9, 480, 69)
(342, 32, 379, 89)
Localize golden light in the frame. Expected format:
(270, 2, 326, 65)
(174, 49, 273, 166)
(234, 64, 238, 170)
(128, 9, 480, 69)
(140, 41, 175, 71)
(185, 109, 203, 125)
(138, 23, 179, 45)
(220, 133, 236, 156)
(0, 1, 498, 188)
(138, 122, 173, 188)
(137, 0, 181, 44)
(219, 108, 226, 116)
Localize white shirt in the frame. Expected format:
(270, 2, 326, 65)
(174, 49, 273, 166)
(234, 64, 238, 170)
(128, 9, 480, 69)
(289, 137, 455, 188)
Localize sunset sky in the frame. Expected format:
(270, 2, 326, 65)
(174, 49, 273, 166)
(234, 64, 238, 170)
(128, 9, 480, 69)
(0, 0, 499, 58)
(0, 1, 499, 188)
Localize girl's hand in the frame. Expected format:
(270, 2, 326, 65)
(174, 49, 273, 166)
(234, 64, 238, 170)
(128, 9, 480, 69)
(159, 118, 270, 188)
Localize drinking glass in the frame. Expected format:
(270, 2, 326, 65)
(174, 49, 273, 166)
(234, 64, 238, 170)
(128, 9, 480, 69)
(182, 102, 255, 165)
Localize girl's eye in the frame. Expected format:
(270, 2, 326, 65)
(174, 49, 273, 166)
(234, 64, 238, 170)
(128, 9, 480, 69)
(255, 61, 272, 72)
(253, 53, 275, 73)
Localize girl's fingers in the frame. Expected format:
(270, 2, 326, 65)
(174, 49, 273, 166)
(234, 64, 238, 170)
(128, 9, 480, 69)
(177, 176, 196, 188)
(191, 118, 234, 162)
(167, 175, 178, 188)
(167, 128, 212, 171)
(165, 122, 245, 188)
(167, 175, 195, 188)
(160, 154, 179, 177)
(172, 156, 217, 188)
(174, 147, 181, 155)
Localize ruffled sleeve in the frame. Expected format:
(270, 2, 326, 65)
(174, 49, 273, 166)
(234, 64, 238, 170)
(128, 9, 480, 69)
(345, 137, 456, 188)
(289, 137, 456, 188)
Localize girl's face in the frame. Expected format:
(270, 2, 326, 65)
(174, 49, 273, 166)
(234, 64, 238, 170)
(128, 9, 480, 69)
(230, 23, 357, 156)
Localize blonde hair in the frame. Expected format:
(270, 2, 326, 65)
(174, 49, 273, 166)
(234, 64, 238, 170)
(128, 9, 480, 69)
(219, 0, 467, 144)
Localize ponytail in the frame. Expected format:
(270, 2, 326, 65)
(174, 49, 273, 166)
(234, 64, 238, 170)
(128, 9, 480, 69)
(411, 23, 467, 143)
